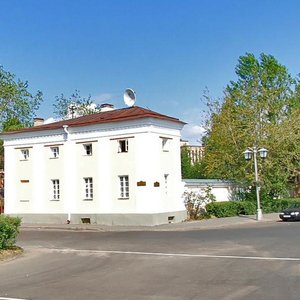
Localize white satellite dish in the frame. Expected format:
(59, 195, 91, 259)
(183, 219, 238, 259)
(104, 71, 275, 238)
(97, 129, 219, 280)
(123, 88, 136, 107)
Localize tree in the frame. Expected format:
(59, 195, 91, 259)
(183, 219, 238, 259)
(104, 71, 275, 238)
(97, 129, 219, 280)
(0, 66, 43, 169)
(0, 66, 42, 129)
(202, 53, 300, 197)
(53, 90, 99, 119)
(181, 146, 206, 179)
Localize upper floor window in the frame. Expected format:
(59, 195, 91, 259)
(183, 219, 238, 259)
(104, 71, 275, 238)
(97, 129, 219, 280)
(84, 177, 93, 199)
(50, 147, 59, 158)
(21, 149, 29, 160)
(118, 139, 128, 153)
(83, 144, 93, 156)
(162, 138, 170, 152)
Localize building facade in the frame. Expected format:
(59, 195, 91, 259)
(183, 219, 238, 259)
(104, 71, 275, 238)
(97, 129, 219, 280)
(1, 106, 186, 225)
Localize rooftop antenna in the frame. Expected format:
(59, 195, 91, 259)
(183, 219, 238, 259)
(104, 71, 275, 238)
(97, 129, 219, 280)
(123, 88, 136, 107)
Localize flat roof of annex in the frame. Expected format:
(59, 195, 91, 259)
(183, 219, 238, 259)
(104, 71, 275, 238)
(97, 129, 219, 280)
(2, 106, 186, 135)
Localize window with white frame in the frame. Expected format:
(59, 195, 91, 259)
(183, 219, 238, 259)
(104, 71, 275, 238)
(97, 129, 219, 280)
(118, 139, 128, 153)
(50, 146, 59, 158)
(84, 177, 93, 199)
(21, 149, 29, 160)
(51, 179, 60, 200)
(83, 144, 93, 156)
(162, 138, 170, 152)
(119, 176, 129, 198)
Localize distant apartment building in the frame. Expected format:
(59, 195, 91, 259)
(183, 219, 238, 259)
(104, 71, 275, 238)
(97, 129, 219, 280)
(181, 140, 205, 165)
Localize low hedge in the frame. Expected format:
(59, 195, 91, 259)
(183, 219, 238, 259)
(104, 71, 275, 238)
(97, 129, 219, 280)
(206, 201, 256, 218)
(206, 198, 300, 218)
(0, 215, 21, 249)
(262, 198, 300, 213)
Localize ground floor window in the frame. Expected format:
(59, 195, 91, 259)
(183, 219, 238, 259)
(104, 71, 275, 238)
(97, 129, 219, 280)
(119, 175, 129, 198)
(84, 177, 93, 199)
(164, 174, 169, 195)
(51, 179, 60, 200)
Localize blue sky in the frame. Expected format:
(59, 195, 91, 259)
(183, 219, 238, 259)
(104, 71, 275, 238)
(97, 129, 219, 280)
(1, 0, 300, 144)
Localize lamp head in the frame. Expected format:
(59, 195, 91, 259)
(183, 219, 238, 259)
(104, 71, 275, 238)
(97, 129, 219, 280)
(258, 148, 268, 159)
(243, 149, 252, 160)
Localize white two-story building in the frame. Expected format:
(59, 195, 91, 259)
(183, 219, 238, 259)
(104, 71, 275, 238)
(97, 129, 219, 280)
(1, 106, 186, 225)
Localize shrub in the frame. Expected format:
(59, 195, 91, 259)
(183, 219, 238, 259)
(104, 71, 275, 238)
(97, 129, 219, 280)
(206, 198, 300, 218)
(183, 187, 216, 220)
(0, 215, 21, 249)
(238, 201, 257, 215)
(206, 201, 239, 218)
(206, 201, 257, 218)
(262, 198, 300, 213)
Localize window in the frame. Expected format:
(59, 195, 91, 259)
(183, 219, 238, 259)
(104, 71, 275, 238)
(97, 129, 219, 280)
(21, 149, 29, 160)
(84, 177, 93, 199)
(83, 144, 93, 156)
(118, 139, 128, 153)
(119, 176, 129, 198)
(164, 174, 169, 195)
(162, 138, 170, 152)
(50, 147, 59, 158)
(51, 179, 60, 200)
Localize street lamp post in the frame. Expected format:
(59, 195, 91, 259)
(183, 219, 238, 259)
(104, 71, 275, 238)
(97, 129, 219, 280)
(243, 147, 268, 221)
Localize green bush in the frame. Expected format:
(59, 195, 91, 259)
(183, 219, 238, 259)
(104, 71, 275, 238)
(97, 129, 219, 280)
(238, 201, 257, 215)
(0, 215, 21, 249)
(183, 187, 216, 220)
(262, 198, 300, 213)
(206, 198, 300, 218)
(206, 201, 240, 218)
(206, 201, 257, 218)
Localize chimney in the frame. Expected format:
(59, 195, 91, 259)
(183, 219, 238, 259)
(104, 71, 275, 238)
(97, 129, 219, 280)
(100, 103, 115, 112)
(33, 118, 44, 126)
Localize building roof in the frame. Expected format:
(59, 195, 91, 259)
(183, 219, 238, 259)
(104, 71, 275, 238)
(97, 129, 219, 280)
(182, 179, 235, 187)
(2, 106, 186, 135)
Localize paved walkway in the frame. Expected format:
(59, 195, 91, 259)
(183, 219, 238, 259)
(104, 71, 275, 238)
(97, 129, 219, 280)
(21, 213, 280, 232)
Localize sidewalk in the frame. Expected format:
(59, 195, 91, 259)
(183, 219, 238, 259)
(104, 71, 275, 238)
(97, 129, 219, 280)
(21, 213, 280, 232)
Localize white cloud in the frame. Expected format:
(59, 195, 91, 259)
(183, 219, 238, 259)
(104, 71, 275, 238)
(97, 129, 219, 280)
(179, 106, 206, 145)
(44, 117, 58, 124)
(181, 124, 205, 145)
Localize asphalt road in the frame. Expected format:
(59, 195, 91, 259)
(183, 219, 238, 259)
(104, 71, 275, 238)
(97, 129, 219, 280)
(1, 221, 300, 300)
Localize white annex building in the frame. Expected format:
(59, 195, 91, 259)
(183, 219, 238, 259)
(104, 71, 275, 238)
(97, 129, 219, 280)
(1, 105, 187, 225)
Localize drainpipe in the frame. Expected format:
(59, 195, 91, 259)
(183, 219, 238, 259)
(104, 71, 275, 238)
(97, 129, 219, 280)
(63, 125, 71, 223)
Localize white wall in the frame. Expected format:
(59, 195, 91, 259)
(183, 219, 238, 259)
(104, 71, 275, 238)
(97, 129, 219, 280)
(182, 180, 235, 203)
(3, 117, 185, 220)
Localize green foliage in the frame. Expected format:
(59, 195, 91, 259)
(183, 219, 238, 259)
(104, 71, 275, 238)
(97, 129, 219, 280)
(206, 198, 300, 218)
(0, 66, 43, 130)
(181, 146, 206, 179)
(237, 201, 257, 215)
(2, 117, 24, 132)
(53, 90, 99, 119)
(0, 215, 21, 249)
(0, 66, 42, 169)
(183, 186, 216, 220)
(202, 53, 300, 197)
(262, 198, 300, 213)
(206, 201, 244, 218)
